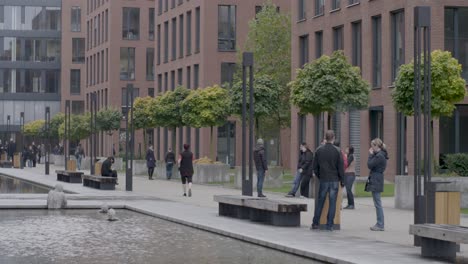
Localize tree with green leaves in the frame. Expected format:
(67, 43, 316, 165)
(96, 108, 121, 135)
(58, 114, 91, 143)
(392, 50, 466, 117)
(182, 85, 232, 159)
(290, 50, 370, 131)
(48, 113, 64, 139)
(133, 96, 158, 150)
(24, 120, 45, 138)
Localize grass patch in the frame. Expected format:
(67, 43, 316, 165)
(461, 208, 468, 215)
(355, 182, 394, 198)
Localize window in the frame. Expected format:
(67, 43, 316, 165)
(299, 35, 309, 67)
(122, 7, 140, 40)
(157, 74, 162, 93)
(391, 10, 405, 82)
(106, 48, 108, 81)
(179, 14, 184, 58)
(70, 69, 81, 94)
(171, 0, 175, 9)
(120, 47, 135, 80)
(148, 88, 155, 97)
(171, 70, 175, 90)
(315, 31, 323, 58)
(221, 63, 236, 88)
(178, 0, 183, 6)
(298, 115, 306, 144)
(71, 7, 81, 32)
(351, 21, 362, 69)
(72, 101, 85, 115)
(164, 72, 168, 90)
(332, 0, 340, 10)
(315, 0, 324, 16)
(177, 68, 183, 86)
(187, 11, 192, 55)
(157, 25, 161, 64)
(149, 8, 155, 40)
(348, 0, 360, 5)
(72, 38, 85, 63)
(105, 10, 108, 42)
(164, 21, 169, 63)
(445, 8, 468, 81)
(146, 48, 155, 80)
(370, 107, 384, 141)
(186, 66, 191, 89)
(45, 70, 59, 93)
(158, 0, 163, 15)
(45, 7, 61, 30)
(372, 16, 382, 88)
(194, 64, 199, 89)
(121, 87, 140, 108)
(298, 0, 306, 20)
(333, 26, 344, 51)
(164, 0, 168, 12)
(195, 7, 200, 53)
(172, 18, 177, 60)
(218, 6, 236, 51)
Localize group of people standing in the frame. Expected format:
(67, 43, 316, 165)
(22, 142, 45, 168)
(0, 138, 16, 161)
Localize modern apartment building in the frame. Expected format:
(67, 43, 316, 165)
(291, 0, 468, 180)
(0, 0, 62, 146)
(155, 0, 290, 165)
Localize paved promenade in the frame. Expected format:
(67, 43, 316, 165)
(1, 164, 467, 263)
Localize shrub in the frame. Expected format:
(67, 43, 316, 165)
(444, 153, 468, 177)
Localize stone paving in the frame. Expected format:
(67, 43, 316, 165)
(1, 164, 467, 263)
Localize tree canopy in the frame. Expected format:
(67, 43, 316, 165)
(152, 86, 190, 129)
(133, 96, 158, 130)
(290, 50, 370, 115)
(96, 108, 121, 134)
(392, 50, 467, 118)
(58, 114, 91, 142)
(24, 119, 45, 137)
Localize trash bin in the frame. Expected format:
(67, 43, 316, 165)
(13, 153, 21, 168)
(67, 159, 77, 172)
(427, 181, 461, 225)
(314, 176, 343, 230)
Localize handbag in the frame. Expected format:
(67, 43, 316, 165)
(364, 177, 371, 192)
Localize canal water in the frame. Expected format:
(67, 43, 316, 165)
(0, 174, 49, 194)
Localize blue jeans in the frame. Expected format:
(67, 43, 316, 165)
(77, 155, 82, 170)
(312, 181, 339, 229)
(166, 162, 174, 179)
(372, 191, 384, 228)
(289, 170, 302, 195)
(257, 170, 265, 194)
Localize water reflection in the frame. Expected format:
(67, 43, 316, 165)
(0, 175, 50, 194)
(0, 210, 320, 264)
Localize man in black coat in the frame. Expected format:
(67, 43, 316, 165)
(101, 157, 117, 179)
(286, 143, 313, 197)
(253, 138, 268, 198)
(7, 139, 16, 161)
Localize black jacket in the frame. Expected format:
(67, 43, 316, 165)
(165, 152, 175, 163)
(298, 149, 314, 176)
(146, 149, 156, 168)
(367, 149, 388, 193)
(313, 143, 344, 183)
(101, 158, 114, 176)
(179, 150, 194, 177)
(253, 144, 268, 171)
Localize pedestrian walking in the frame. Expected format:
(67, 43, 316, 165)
(40, 144, 46, 164)
(7, 138, 16, 161)
(165, 148, 175, 180)
(178, 144, 194, 197)
(253, 138, 268, 198)
(22, 146, 29, 168)
(344, 146, 356, 209)
(286, 142, 313, 198)
(31, 142, 38, 167)
(367, 138, 388, 231)
(27, 145, 34, 168)
(75, 144, 85, 170)
(311, 130, 344, 231)
(146, 145, 156, 180)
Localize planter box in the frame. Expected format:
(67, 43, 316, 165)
(234, 166, 284, 189)
(395, 175, 468, 209)
(193, 164, 230, 184)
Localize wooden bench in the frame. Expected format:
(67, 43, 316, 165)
(410, 224, 468, 262)
(0, 160, 13, 168)
(82, 174, 117, 190)
(214, 195, 307, 227)
(55, 170, 83, 183)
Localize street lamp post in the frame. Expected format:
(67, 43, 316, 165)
(64, 100, 71, 170)
(45, 107, 50, 175)
(6, 115, 10, 142)
(90, 92, 97, 174)
(125, 83, 134, 191)
(20, 112, 24, 169)
(241, 52, 254, 196)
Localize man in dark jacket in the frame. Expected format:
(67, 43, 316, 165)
(165, 148, 175, 180)
(253, 138, 268, 198)
(101, 157, 117, 179)
(146, 145, 156, 180)
(7, 138, 16, 161)
(286, 143, 313, 197)
(311, 130, 344, 231)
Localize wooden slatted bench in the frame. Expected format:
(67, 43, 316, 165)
(82, 175, 117, 190)
(409, 224, 468, 262)
(0, 160, 13, 168)
(56, 170, 83, 183)
(214, 195, 307, 227)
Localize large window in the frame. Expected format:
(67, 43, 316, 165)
(45, 7, 61, 30)
(157, 24, 161, 64)
(298, 115, 306, 144)
(149, 8, 155, 40)
(445, 8, 468, 81)
(391, 10, 405, 82)
(195, 7, 200, 53)
(370, 107, 384, 141)
(177, 68, 183, 86)
(186, 66, 191, 89)
(164, 21, 168, 63)
(186, 11, 192, 55)
(146, 48, 155, 81)
(70, 69, 81, 95)
(120, 47, 135, 80)
(351, 21, 361, 69)
(333, 25, 344, 51)
(23, 6, 43, 30)
(171, 18, 177, 60)
(315, 0, 324, 16)
(348, 0, 360, 5)
(179, 14, 184, 58)
(315, 31, 323, 58)
(221, 62, 236, 88)
(24, 70, 41, 93)
(71, 7, 81, 32)
(298, 0, 306, 21)
(218, 5, 236, 51)
(122, 7, 140, 40)
(171, 70, 175, 90)
(194, 64, 199, 89)
(72, 38, 85, 63)
(299, 35, 309, 67)
(332, 0, 340, 10)
(158, 0, 163, 15)
(372, 16, 382, 88)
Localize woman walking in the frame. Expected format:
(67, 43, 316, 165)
(344, 146, 356, 209)
(178, 144, 194, 197)
(146, 145, 156, 180)
(367, 138, 388, 231)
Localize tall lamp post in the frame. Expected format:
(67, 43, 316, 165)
(90, 92, 97, 174)
(20, 112, 24, 169)
(45, 107, 50, 175)
(125, 83, 134, 191)
(64, 100, 71, 170)
(6, 115, 10, 142)
(241, 52, 254, 196)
